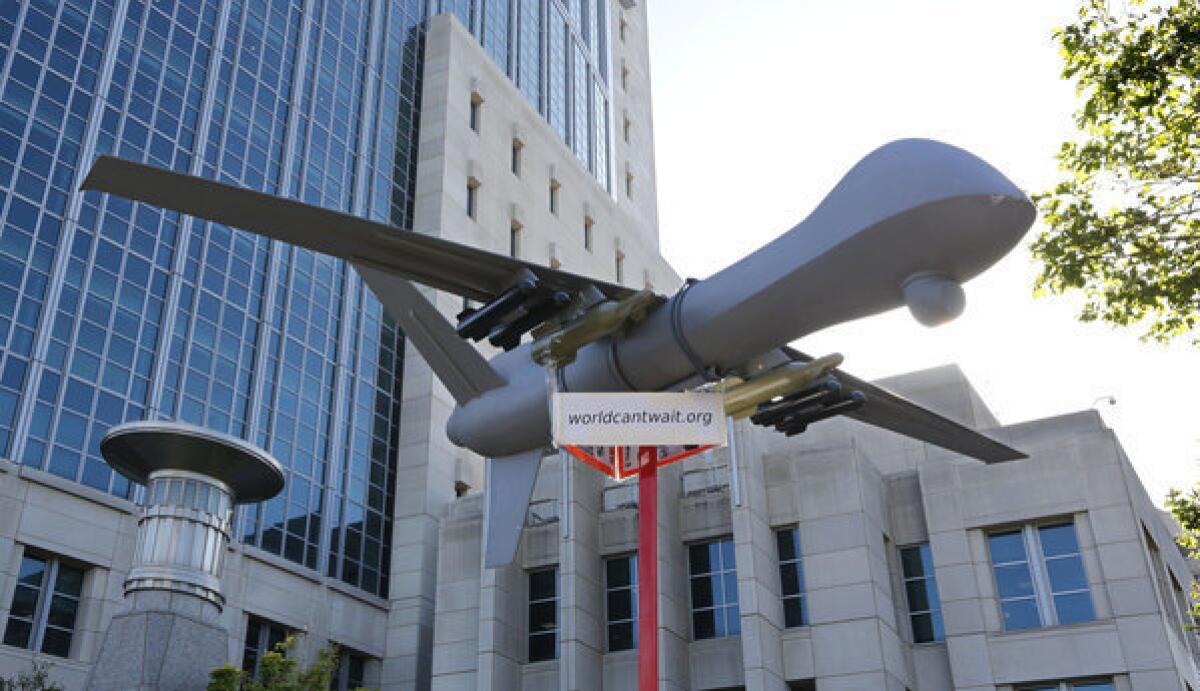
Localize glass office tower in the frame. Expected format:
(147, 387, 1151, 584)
(0, 0, 612, 598)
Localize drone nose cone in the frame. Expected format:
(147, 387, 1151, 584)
(659, 138, 1036, 367)
(903, 272, 966, 326)
(859, 138, 1030, 205)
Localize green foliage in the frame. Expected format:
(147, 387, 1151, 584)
(206, 637, 371, 691)
(1033, 0, 1200, 343)
(1166, 485, 1200, 558)
(0, 661, 63, 691)
(1165, 485, 1200, 618)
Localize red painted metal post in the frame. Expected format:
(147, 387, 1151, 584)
(637, 446, 659, 691)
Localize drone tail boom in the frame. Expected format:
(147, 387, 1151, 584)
(354, 264, 505, 405)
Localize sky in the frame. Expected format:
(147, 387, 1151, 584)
(643, 0, 1200, 503)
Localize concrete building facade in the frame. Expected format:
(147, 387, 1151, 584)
(432, 364, 1200, 690)
(1, 1, 1197, 690)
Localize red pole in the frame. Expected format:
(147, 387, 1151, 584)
(637, 446, 659, 691)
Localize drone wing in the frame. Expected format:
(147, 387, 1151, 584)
(832, 366, 1025, 462)
(81, 155, 663, 400)
(755, 348, 1025, 463)
(81, 155, 639, 304)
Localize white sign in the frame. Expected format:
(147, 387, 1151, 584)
(552, 392, 727, 446)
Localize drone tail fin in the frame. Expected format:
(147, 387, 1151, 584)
(482, 449, 544, 568)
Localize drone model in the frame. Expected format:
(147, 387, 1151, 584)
(82, 138, 1036, 568)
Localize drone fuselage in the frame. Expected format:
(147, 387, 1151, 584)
(446, 139, 1035, 459)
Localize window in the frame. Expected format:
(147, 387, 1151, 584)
(621, 63, 629, 91)
(469, 92, 482, 132)
(3, 552, 86, 658)
(987, 521, 1094, 631)
(511, 139, 523, 175)
(1146, 530, 1199, 653)
(614, 250, 625, 283)
(1017, 681, 1114, 691)
(689, 539, 740, 640)
(606, 555, 638, 651)
(583, 216, 594, 251)
(528, 568, 558, 662)
(510, 221, 522, 258)
(242, 616, 290, 677)
(775, 528, 807, 628)
(623, 116, 631, 144)
(619, 15, 627, 42)
(330, 647, 370, 691)
(549, 178, 560, 215)
(625, 170, 633, 198)
(466, 178, 479, 219)
(900, 543, 944, 642)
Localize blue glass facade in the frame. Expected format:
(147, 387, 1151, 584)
(0, 0, 611, 598)
(0, 0, 423, 598)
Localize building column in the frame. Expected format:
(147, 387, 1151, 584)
(476, 559, 523, 690)
(728, 423, 789, 691)
(384, 320, 461, 690)
(788, 444, 904, 687)
(559, 454, 603, 690)
(918, 458, 996, 691)
(430, 498, 483, 690)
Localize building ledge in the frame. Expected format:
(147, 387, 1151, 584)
(234, 543, 389, 611)
(236, 542, 324, 584)
(689, 634, 741, 650)
(521, 659, 560, 673)
(781, 626, 812, 642)
(0, 646, 93, 675)
(326, 574, 389, 611)
(14, 462, 136, 516)
(983, 618, 1116, 641)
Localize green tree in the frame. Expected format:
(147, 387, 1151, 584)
(206, 637, 370, 691)
(0, 661, 63, 691)
(1034, 0, 1200, 343)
